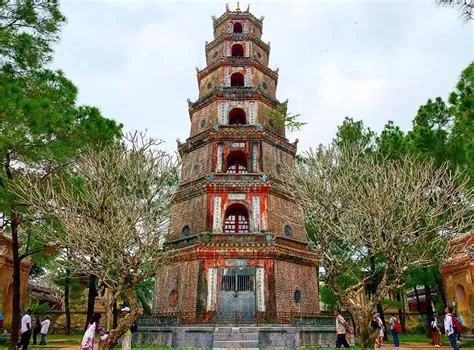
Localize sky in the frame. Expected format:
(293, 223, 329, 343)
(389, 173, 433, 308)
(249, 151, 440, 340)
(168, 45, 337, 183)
(52, 0, 473, 155)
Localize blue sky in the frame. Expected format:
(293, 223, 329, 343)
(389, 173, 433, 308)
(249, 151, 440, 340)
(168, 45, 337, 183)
(53, 0, 473, 154)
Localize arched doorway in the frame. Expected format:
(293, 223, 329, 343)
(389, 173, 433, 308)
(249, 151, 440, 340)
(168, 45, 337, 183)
(228, 108, 246, 125)
(231, 44, 244, 57)
(230, 72, 244, 87)
(455, 284, 469, 327)
(224, 203, 249, 233)
(233, 22, 243, 33)
(226, 151, 248, 174)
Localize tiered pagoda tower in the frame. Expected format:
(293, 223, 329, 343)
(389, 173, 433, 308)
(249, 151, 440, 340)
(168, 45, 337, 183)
(154, 4, 319, 325)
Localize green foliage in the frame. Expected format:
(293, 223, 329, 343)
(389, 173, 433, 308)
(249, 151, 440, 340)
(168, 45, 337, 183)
(30, 303, 50, 315)
(0, 0, 66, 72)
(334, 116, 376, 151)
(320, 284, 338, 311)
(267, 101, 307, 132)
(377, 121, 408, 159)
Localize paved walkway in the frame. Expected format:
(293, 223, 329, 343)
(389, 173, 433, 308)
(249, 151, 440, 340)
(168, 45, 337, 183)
(23, 341, 474, 349)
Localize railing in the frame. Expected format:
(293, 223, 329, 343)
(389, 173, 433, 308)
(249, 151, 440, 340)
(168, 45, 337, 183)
(207, 172, 269, 185)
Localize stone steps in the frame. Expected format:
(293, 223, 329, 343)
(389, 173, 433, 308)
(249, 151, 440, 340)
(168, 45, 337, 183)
(213, 332, 259, 341)
(213, 340, 259, 348)
(212, 327, 259, 348)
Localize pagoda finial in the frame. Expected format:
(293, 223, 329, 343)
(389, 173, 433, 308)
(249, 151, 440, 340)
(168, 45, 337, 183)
(236, 1, 241, 11)
(246, 4, 250, 12)
(225, 3, 230, 12)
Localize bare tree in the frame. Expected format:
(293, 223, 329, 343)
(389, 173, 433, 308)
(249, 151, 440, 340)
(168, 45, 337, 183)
(13, 132, 179, 349)
(436, 0, 473, 22)
(285, 146, 472, 349)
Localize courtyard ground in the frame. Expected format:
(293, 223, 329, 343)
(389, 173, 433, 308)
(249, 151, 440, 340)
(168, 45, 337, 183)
(1, 333, 473, 349)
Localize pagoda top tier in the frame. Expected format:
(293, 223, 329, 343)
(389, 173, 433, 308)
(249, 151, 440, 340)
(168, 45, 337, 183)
(211, 3, 265, 39)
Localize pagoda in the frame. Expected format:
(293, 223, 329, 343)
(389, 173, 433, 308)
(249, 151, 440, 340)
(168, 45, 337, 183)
(153, 4, 319, 326)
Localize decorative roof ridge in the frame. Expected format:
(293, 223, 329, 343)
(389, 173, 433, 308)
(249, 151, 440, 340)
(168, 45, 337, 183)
(179, 125, 292, 149)
(188, 86, 280, 113)
(205, 33, 270, 53)
(211, 11, 264, 30)
(197, 57, 278, 81)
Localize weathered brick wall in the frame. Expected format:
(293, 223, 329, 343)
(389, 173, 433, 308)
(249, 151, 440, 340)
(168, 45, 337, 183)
(261, 140, 293, 175)
(206, 42, 225, 67)
(251, 42, 269, 66)
(267, 193, 306, 240)
(252, 69, 276, 96)
(190, 102, 218, 136)
(198, 67, 223, 97)
(274, 260, 319, 322)
(154, 260, 200, 323)
(180, 143, 213, 182)
(169, 193, 208, 240)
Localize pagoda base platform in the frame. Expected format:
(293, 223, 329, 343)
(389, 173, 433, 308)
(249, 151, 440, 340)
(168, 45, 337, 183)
(133, 322, 353, 348)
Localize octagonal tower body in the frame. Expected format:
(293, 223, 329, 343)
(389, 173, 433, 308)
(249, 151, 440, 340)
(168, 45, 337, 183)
(154, 7, 319, 324)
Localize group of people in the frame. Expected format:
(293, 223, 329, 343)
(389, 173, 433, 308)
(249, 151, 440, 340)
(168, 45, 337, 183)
(431, 307, 464, 350)
(333, 309, 401, 349)
(81, 307, 135, 350)
(18, 309, 51, 350)
(18, 306, 134, 350)
(334, 306, 465, 350)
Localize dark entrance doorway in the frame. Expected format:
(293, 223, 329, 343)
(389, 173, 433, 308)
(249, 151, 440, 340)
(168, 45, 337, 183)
(217, 267, 255, 323)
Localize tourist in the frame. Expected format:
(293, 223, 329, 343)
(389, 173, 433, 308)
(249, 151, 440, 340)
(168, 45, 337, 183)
(375, 313, 384, 348)
(32, 315, 41, 345)
(431, 314, 441, 347)
(121, 307, 132, 350)
(81, 312, 103, 350)
(371, 315, 381, 348)
(444, 307, 459, 350)
(39, 316, 51, 346)
(388, 314, 400, 347)
(18, 308, 32, 350)
(334, 309, 351, 348)
(453, 313, 463, 342)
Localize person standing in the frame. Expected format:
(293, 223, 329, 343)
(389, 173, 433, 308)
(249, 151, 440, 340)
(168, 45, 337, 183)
(18, 308, 32, 350)
(81, 313, 102, 350)
(389, 314, 400, 347)
(453, 313, 463, 342)
(39, 316, 51, 346)
(32, 315, 41, 345)
(121, 307, 132, 350)
(431, 314, 441, 347)
(334, 309, 351, 348)
(371, 314, 382, 348)
(444, 307, 459, 350)
(375, 313, 385, 347)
